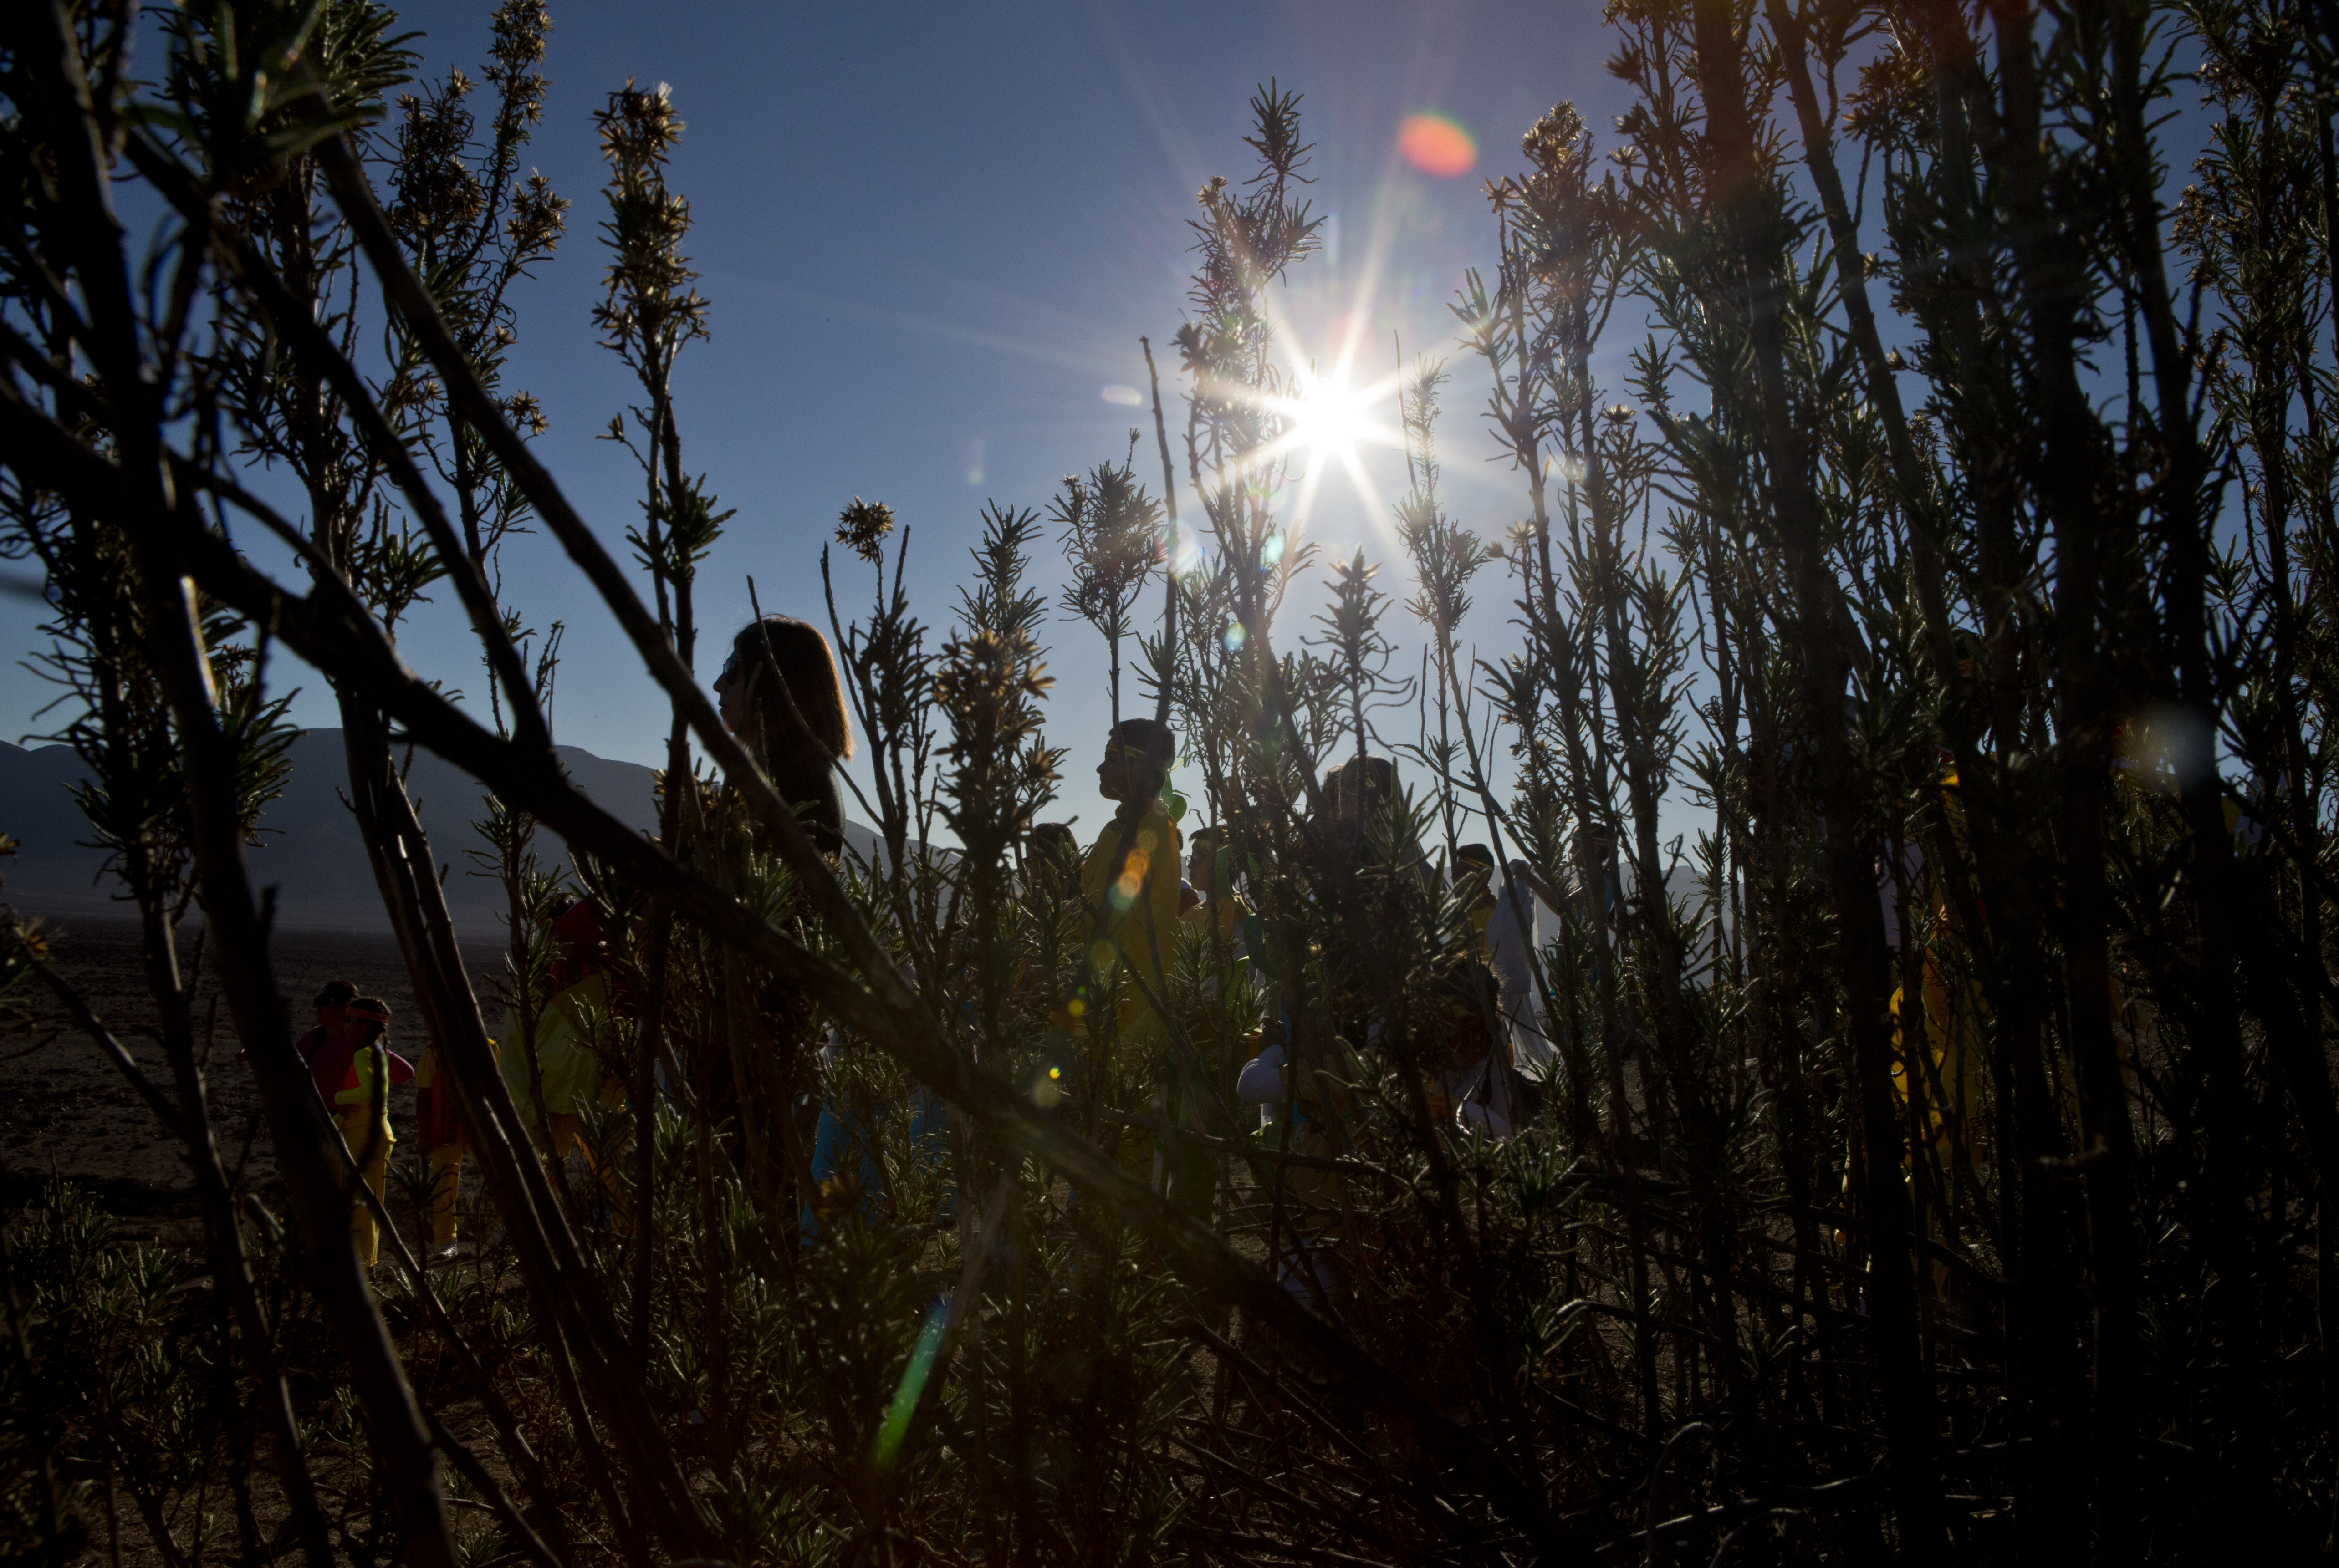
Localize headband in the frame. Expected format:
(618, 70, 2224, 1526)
(347, 1003, 390, 1024)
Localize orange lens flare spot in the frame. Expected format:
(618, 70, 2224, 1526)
(1399, 113, 1476, 178)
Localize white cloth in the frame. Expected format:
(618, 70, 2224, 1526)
(1446, 1059, 1516, 1140)
(1487, 880, 1549, 1063)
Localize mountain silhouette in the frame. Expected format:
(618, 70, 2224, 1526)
(1, 730, 880, 937)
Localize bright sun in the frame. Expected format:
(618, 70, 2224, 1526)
(1284, 373, 1376, 459)
(1235, 356, 1406, 537)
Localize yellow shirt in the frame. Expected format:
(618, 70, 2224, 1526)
(333, 1039, 396, 1146)
(498, 972, 612, 1127)
(1078, 802, 1182, 1045)
(1210, 892, 1249, 946)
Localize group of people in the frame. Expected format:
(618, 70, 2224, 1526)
(1024, 715, 1569, 1298)
(292, 611, 1570, 1276)
(293, 895, 630, 1270)
(293, 981, 411, 1269)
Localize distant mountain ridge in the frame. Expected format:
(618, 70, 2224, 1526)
(1, 730, 878, 937)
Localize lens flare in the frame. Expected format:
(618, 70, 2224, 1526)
(872, 1300, 951, 1473)
(1399, 113, 1475, 178)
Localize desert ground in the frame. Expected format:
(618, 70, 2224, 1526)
(2, 914, 503, 1245)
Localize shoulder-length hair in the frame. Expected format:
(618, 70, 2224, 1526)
(721, 615, 854, 765)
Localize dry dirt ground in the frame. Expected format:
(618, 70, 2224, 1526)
(1, 916, 557, 1566)
(1, 914, 503, 1242)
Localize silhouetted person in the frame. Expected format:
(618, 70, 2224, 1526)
(714, 613, 854, 859)
(713, 615, 856, 1223)
(1078, 718, 1183, 1054)
(1028, 820, 1082, 902)
(1322, 754, 1394, 836)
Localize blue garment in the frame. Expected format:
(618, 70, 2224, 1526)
(802, 1086, 953, 1235)
(1236, 1041, 1316, 1135)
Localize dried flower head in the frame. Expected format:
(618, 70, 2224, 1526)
(388, 74, 487, 254)
(592, 79, 706, 362)
(936, 627, 1053, 741)
(506, 170, 568, 261)
(1520, 101, 1588, 173)
(836, 497, 898, 565)
(503, 392, 548, 437)
(936, 627, 1060, 857)
(1055, 462, 1164, 631)
(483, 0, 552, 127)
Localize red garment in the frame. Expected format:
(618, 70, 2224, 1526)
(296, 1026, 413, 1106)
(298, 1026, 354, 1105)
(413, 1085, 456, 1150)
(544, 899, 633, 1010)
(414, 1047, 463, 1151)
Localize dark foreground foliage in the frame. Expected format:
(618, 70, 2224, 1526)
(4, 0, 2339, 1562)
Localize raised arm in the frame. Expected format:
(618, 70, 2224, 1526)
(1504, 860, 1568, 915)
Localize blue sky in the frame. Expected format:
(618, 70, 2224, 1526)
(6, 0, 1633, 846)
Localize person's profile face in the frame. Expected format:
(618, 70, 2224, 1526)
(715, 658, 747, 739)
(1098, 741, 1143, 803)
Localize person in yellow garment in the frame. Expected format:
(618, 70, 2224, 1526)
(412, 1036, 467, 1255)
(1074, 718, 1183, 1175)
(332, 997, 406, 1271)
(1077, 718, 1184, 1042)
(498, 899, 630, 1222)
(1182, 826, 1250, 963)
